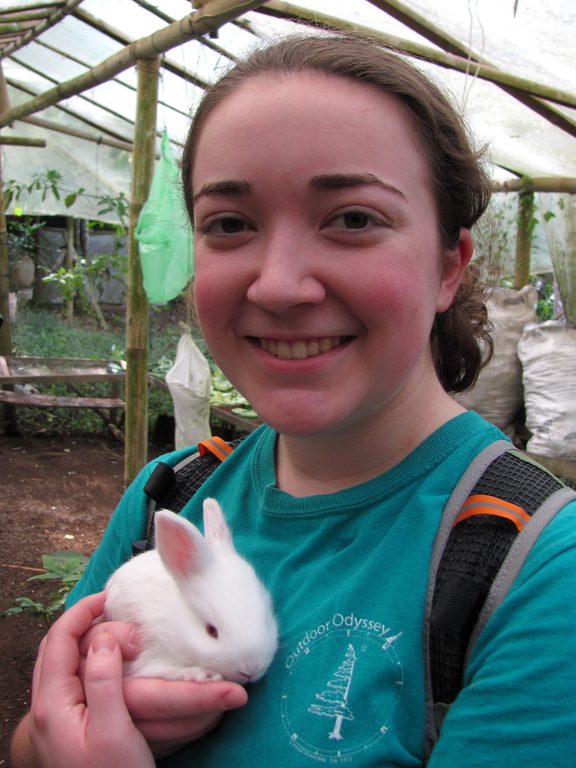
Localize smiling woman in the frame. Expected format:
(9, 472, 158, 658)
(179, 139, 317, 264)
(12, 33, 576, 768)
(188, 59, 477, 443)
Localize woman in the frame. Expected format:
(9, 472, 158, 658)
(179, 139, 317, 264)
(12, 34, 576, 768)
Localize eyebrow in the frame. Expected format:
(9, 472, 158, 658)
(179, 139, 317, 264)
(191, 172, 405, 206)
(192, 179, 252, 206)
(310, 173, 406, 198)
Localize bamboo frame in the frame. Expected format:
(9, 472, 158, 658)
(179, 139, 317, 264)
(74, 7, 210, 92)
(514, 190, 535, 289)
(124, 55, 159, 485)
(21, 115, 135, 153)
(9, 53, 136, 130)
(36, 37, 194, 121)
(0, 0, 84, 59)
(7, 77, 135, 144)
(0, 0, 268, 128)
(257, 2, 576, 134)
(492, 177, 576, 194)
(366, 0, 576, 137)
(0, 135, 45, 146)
(131, 0, 238, 62)
(0, 60, 16, 432)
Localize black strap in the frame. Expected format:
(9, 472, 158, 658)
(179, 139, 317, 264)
(131, 438, 244, 556)
(429, 449, 565, 707)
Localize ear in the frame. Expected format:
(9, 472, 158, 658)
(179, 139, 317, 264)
(202, 498, 235, 550)
(436, 228, 474, 313)
(155, 509, 212, 580)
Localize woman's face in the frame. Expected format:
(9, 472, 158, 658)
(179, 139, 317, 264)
(191, 72, 471, 439)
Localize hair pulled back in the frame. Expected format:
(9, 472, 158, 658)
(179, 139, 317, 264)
(182, 33, 493, 392)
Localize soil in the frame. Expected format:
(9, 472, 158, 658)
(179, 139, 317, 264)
(0, 432, 163, 765)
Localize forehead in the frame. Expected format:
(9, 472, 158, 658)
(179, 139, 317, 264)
(191, 72, 430, 189)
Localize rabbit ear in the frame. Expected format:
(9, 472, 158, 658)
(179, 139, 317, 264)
(155, 509, 213, 579)
(202, 498, 235, 550)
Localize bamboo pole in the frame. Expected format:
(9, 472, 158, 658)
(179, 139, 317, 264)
(36, 38, 194, 121)
(6, 78, 135, 144)
(257, 1, 576, 112)
(0, 135, 45, 146)
(0, 62, 16, 433)
(65, 216, 74, 324)
(73, 8, 210, 91)
(124, 56, 159, 486)
(0, 153, 13, 359)
(365, 0, 576, 137)
(492, 177, 576, 194)
(514, 190, 535, 289)
(21, 115, 135, 153)
(0, 0, 268, 128)
(120, 0, 238, 62)
(9, 53, 136, 131)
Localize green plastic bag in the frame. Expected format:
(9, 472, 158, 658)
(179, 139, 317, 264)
(135, 130, 194, 304)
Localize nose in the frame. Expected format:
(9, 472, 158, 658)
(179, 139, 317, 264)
(246, 230, 326, 313)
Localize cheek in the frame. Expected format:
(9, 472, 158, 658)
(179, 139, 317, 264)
(193, 273, 222, 339)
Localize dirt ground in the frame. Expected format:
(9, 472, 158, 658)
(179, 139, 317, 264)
(0, 432, 150, 765)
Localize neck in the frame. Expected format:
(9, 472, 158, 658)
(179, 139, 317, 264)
(275, 387, 465, 497)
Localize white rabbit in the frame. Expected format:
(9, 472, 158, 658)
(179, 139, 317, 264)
(103, 498, 278, 683)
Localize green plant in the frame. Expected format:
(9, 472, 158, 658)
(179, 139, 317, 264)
(2, 551, 88, 625)
(7, 216, 45, 259)
(41, 250, 126, 306)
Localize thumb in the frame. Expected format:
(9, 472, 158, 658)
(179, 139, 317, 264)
(84, 632, 132, 728)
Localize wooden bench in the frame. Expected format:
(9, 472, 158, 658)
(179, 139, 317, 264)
(0, 389, 125, 410)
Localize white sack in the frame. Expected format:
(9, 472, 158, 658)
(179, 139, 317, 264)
(457, 286, 538, 431)
(518, 320, 576, 458)
(165, 334, 212, 450)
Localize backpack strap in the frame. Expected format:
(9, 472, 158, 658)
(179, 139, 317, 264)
(423, 441, 576, 761)
(131, 436, 238, 556)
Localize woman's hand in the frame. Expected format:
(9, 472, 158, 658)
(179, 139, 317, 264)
(12, 592, 155, 768)
(11, 592, 248, 766)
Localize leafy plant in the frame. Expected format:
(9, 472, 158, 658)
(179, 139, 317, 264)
(41, 250, 126, 306)
(7, 216, 45, 259)
(2, 551, 88, 625)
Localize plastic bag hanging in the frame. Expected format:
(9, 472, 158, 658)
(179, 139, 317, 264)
(135, 130, 194, 304)
(165, 334, 212, 450)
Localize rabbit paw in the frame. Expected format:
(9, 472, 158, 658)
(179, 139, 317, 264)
(181, 667, 223, 682)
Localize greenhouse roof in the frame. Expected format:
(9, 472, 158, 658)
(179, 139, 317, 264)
(0, 0, 575, 224)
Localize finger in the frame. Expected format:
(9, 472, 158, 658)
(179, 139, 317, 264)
(135, 712, 224, 744)
(124, 678, 248, 722)
(84, 633, 133, 729)
(80, 621, 142, 661)
(31, 635, 47, 701)
(36, 593, 107, 699)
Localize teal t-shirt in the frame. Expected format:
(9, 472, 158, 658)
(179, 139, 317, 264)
(68, 411, 576, 767)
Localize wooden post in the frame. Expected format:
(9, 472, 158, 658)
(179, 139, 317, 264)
(124, 56, 159, 486)
(514, 189, 535, 289)
(65, 216, 75, 324)
(0, 62, 17, 433)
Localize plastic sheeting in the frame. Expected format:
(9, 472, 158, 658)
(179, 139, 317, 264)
(0, 0, 574, 242)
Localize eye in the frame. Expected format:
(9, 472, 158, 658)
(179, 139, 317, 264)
(324, 207, 389, 232)
(341, 211, 371, 229)
(206, 623, 219, 639)
(196, 215, 253, 236)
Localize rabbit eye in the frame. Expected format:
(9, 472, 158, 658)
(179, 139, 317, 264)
(206, 623, 219, 639)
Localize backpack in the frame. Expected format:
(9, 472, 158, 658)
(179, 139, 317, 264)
(135, 434, 576, 762)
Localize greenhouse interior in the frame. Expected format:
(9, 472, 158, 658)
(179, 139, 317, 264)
(0, 0, 575, 482)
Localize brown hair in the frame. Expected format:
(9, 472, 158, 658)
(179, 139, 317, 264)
(182, 33, 493, 392)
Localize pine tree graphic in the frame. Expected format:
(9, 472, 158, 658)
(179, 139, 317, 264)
(308, 644, 357, 741)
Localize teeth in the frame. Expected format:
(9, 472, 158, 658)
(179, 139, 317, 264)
(259, 337, 343, 360)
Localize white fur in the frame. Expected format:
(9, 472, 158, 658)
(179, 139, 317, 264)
(104, 498, 278, 683)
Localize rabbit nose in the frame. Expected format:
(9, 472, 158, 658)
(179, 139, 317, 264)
(237, 670, 253, 682)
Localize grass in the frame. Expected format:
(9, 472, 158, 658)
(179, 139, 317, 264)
(7, 305, 182, 438)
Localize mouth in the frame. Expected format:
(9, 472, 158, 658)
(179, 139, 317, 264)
(255, 336, 354, 360)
